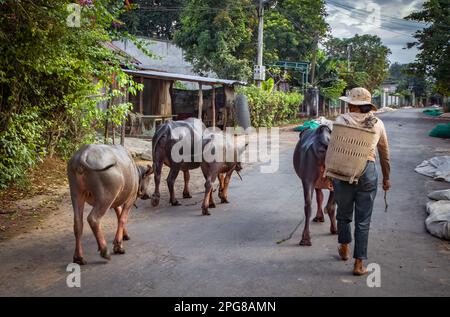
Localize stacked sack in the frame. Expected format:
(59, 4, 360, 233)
(426, 189, 450, 240)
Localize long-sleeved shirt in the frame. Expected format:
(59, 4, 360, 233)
(335, 112, 391, 180)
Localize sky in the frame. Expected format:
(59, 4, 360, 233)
(325, 0, 427, 65)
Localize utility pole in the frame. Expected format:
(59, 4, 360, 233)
(310, 33, 319, 86)
(307, 33, 319, 117)
(254, 0, 266, 87)
(347, 44, 352, 72)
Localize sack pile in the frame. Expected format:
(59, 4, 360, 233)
(425, 189, 450, 240)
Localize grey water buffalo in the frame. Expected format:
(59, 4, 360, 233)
(293, 125, 337, 246)
(200, 132, 247, 215)
(151, 118, 205, 207)
(68, 144, 152, 265)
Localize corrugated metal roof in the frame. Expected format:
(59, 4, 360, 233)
(122, 69, 246, 86)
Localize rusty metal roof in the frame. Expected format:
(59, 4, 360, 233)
(122, 69, 246, 86)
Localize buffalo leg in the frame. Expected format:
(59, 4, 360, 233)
(182, 170, 192, 198)
(209, 184, 216, 208)
(167, 167, 181, 206)
(325, 190, 337, 234)
(114, 206, 130, 241)
(313, 189, 325, 222)
(202, 177, 213, 216)
(300, 180, 314, 246)
(71, 190, 86, 265)
(218, 173, 225, 202)
(113, 202, 133, 254)
(151, 160, 163, 207)
(219, 170, 232, 203)
(87, 202, 112, 260)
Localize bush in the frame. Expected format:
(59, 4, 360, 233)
(0, 1, 144, 188)
(237, 85, 303, 127)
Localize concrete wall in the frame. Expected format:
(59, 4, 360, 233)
(113, 38, 216, 89)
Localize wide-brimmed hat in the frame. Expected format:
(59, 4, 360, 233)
(339, 87, 377, 111)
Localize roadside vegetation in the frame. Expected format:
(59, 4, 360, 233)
(0, 0, 448, 199)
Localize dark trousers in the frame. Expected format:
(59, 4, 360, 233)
(333, 161, 378, 260)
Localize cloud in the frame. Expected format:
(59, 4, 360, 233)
(325, 0, 425, 64)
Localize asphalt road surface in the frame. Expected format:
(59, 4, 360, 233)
(1, 109, 449, 296)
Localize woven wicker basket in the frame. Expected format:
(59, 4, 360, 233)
(325, 123, 376, 184)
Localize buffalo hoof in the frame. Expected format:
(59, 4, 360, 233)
(113, 245, 125, 254)
(202, 207, 211, 216)
(100, 248, 111, 260)
(209, 202, 216, 208)
(123, 233, 130, 241)
(220, 198, 229, 204)
(151, 197, 160, 207)
(330, 227, 338, 235)
(73, 256, 87, 265)
(299, 239, 312, 246)
(171, 200, 181, 206)
(312, 216, 325, 223)
(183, 192, 192, 199)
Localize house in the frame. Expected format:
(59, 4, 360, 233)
(123, 68, 245, 137)
(380, 81, 399, 107)
(104, 38, 246, 140)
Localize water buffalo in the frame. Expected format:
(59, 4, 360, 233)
(200, 132, 246, 215)
(151, 118, 205, 207)
(68, 144, 152, 265)
(293, 125, 337, 246)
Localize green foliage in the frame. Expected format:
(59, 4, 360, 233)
(0, 0, 145, 188)
(308, 50, 347, 99)
(238, 86, 303, 127)
(264, 0, 328, 64)
(0, 111, 45, 185)
(261, 78, 275, 92)
(325, 34, 390, 91)
(173, 80, 189, 90)
(406, 0, 450, 96)
(388, 62, 430, 99)
(174, 0, 255, 80)
(320, 79, 347, 100)
(263, 0, 328, 88)
(120, 0, 184, 40)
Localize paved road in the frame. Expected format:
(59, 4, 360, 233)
(1, 109, 449, 296)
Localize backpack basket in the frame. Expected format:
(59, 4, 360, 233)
(325, 123, 376, 184)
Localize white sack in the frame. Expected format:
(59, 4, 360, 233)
(427, 189, 450, 201)
(415, 156, 450, 183)
(425, 200, 450, 240)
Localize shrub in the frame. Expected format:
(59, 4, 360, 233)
(0, 1, 144, 188)
(237, 85, 303, 127)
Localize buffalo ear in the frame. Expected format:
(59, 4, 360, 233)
(145, 164, 153, 176)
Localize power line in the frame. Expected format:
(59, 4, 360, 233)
(134, 5, 257, 12)
(326, 2, 416, 37)
(326, 0, 429, 28)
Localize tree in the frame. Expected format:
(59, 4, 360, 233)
(174, 0, 256, 80)
(310, 51, 347, 100)
(264, 0, 328, 64)
(174, 0, 328, 82)
(405, 0, 450, 96)
(120, 0, 184, 40)
(0, 0, 144, 188)
(325, 34, 391, 92)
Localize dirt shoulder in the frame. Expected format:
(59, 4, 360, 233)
(0, 158, 69, 241)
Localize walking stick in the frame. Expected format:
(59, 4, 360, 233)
(384, 190, 388, 212)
